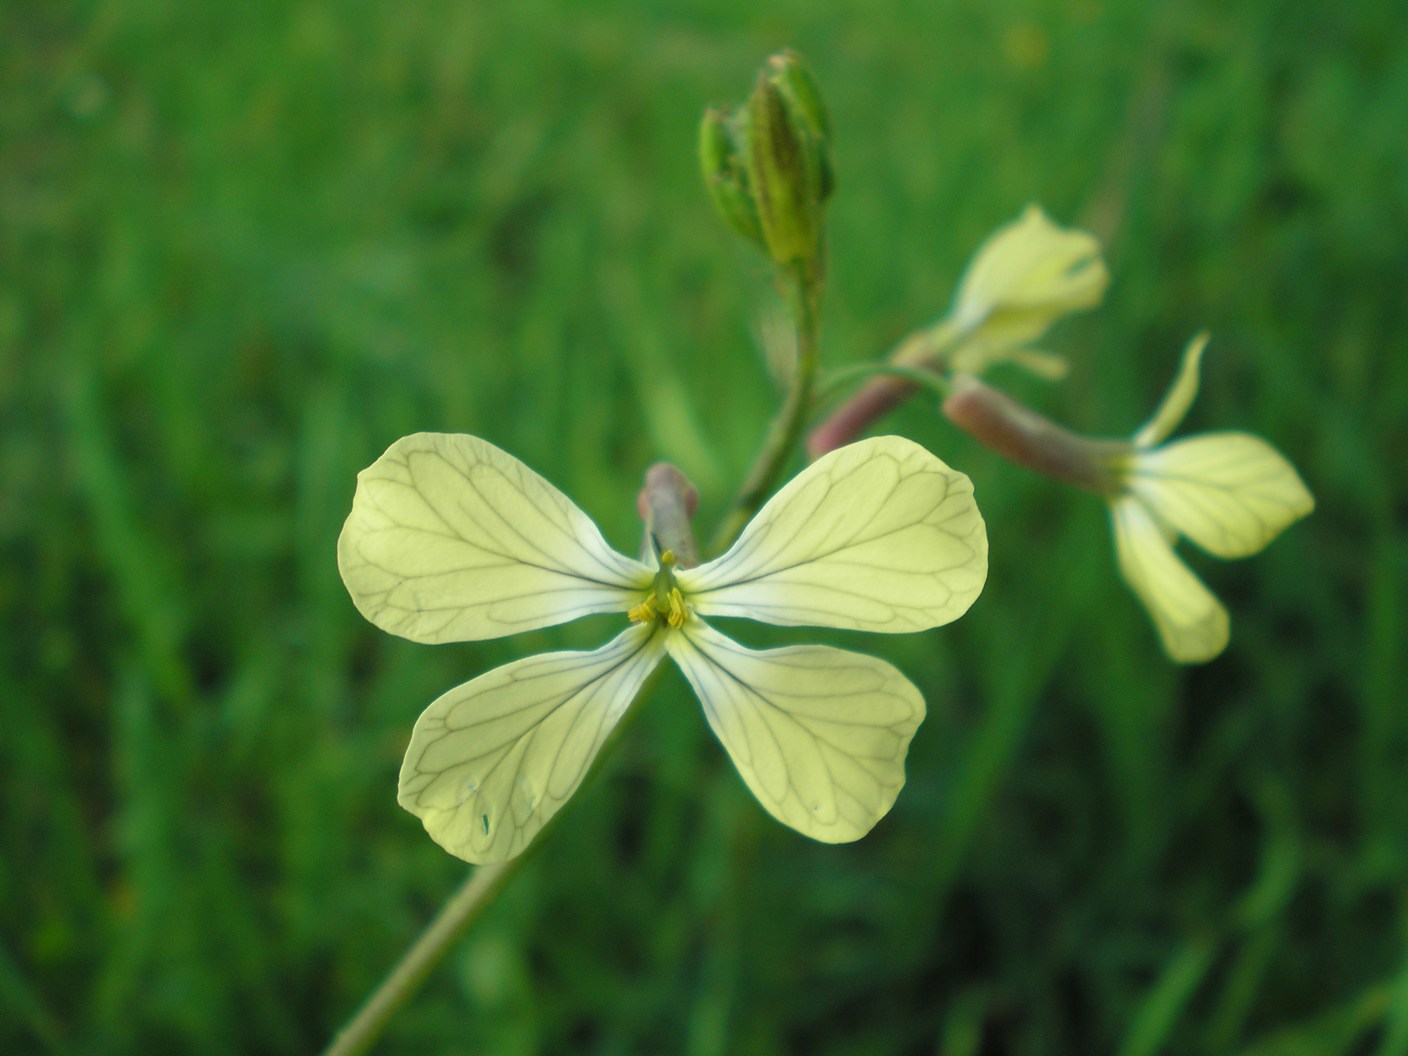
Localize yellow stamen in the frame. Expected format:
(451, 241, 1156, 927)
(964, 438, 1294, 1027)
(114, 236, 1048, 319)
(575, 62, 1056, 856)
(666, 588, 688, 629)
(629, 549, 691, 628)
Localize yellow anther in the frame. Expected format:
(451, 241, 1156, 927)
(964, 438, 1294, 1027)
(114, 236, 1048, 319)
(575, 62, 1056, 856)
(627, 597, 658, 624)
(631, 551, 690, 628)
(666, 588, 689, 629)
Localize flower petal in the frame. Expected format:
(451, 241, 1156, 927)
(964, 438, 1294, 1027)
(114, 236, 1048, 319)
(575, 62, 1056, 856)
(398, 624, 665, 864)
(1133, 333, 1208, 448)
(678, 436, 988, 632)
(666, 619, 924, 843)
(1130, 432, 1315, 559)
(1110, 497, 1229, 664)
(338, 433, 651, 642)
(951, 204, 1108, 347)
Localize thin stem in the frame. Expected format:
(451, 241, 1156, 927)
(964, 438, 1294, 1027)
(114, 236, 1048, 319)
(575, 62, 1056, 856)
(940, 375, 1129, 495)
(709, 262, 822, 553)
(321, 662, 668, 1056)
(807, 321, 965, 458)
(815, 362, 953, 405)
(321, 863, 517, 1056)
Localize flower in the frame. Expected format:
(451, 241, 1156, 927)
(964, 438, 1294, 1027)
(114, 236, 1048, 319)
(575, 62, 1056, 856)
(944, 205, 1108, 378)
(1106, 334, 1315, 663)
(338, 433, 987, 863)
(940, 334, 1314, 664)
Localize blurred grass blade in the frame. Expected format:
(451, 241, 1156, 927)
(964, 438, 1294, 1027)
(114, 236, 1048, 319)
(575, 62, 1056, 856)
(1118, 935, 1216, 1056)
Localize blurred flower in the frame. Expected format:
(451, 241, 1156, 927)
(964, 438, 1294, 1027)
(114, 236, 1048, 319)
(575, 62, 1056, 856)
(945, 205, 1108, 377)
(339, 434, 987, 863)
(1108, 334, 1315, 662)
(941, 334, 1314, 663)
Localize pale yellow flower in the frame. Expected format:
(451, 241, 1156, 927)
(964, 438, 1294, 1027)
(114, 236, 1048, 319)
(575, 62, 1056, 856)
(1108, 335, 1315, 662)
(946, 205, 1108, 375)
(338, 434, 987, 863)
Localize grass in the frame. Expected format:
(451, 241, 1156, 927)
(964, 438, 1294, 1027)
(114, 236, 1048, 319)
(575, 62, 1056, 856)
(3, 0, 1406, 1052)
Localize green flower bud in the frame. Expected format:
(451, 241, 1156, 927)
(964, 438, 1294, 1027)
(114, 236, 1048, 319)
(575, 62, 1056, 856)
(698, 107, 765, 248)
(699, 50, 833, 272)
(765, 50, 833, 201)
(747, 72, 824, 267)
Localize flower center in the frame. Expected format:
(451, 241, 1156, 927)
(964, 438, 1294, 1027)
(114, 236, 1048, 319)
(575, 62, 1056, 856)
(628, 549, 690, 629)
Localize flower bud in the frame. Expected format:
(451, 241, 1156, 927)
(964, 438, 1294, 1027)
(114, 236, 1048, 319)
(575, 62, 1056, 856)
(699, 107, 765, 248)
(765, 50, 833, 200)
(699, 52, 833, 271)
(746, 78, 811, 265)
(638, 462, 700, 568)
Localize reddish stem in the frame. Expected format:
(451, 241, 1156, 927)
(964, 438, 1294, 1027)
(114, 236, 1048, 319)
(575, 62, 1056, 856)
(806, 375, 918, 459)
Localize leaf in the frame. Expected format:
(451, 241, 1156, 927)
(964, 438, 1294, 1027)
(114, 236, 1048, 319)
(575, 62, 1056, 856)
(1130, 432, 1315, 559)
(1110, 497, 1229, 664)
(679, 436, 987, 633)
(338, 432, 650, 643)
(666, 619, 924, 843)
(398, 624, 665, 864)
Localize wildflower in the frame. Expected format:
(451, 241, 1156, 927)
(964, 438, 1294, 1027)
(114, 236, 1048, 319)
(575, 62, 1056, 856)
(1107, 334, 1315, 662)
(944, 205, 1108, 378)
(942, 334, 1314, 663)
(338, 433, 987, 863)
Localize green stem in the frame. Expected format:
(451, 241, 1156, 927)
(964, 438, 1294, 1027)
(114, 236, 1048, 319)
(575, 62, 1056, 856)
(321, 662, 668, 1056)
(805, 320, 966, 458)
(709, 263, 822, 553)
(321, 862, 517, 1056)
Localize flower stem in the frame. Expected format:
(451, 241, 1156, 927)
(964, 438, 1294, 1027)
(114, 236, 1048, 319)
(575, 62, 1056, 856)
(321, 862, 517, 1056)
(805, 362, 961, 459)
(321, 662, 668, 1056)
(806, 321, 964, 457)
(941, 375, 1129, 494)
(709, 262, 822, 554)
(814, 362, 954, 404)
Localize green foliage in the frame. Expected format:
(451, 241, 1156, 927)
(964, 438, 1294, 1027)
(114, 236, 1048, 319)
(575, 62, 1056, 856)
(3, 0, 1405, 1052)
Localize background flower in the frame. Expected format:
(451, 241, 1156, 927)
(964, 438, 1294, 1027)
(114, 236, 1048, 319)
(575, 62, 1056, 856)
(946, 204, 1108, 368)
(1109, 336, 1315, 662)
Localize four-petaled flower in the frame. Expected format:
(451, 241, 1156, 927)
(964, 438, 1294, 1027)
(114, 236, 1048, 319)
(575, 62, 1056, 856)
(1107, 334, 1315, 662)
(338, 433, 987, 863)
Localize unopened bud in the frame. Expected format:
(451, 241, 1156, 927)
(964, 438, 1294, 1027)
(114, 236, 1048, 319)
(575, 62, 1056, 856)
(765, 50, 833, 200)
(744, 51, 832, 268)
(942, 376, 1129, 495)
(637, 463, 700, 568)
(699, 107, 765, 248)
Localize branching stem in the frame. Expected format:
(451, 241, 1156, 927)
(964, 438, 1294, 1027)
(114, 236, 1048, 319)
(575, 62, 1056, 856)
(709, 262, 822, 553)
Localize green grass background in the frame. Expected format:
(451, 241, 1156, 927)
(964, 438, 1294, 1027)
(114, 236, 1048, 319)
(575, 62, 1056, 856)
(3, 0, 1405, 1052)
